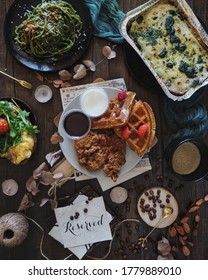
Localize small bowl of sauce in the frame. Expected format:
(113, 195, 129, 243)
(61, 109, 91, 140)
(166, 138, 208, 182)
(80, 87, 109, 118)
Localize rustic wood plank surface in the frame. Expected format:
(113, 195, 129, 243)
(0, 0, 208, 260)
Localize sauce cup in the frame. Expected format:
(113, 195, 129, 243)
(60, 109, 91, 140)
(165, 138, 208, 182)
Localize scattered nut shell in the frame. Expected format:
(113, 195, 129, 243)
(107, 50, 116, 59)
(176, 225, 185, 236)
(168, 225, 177, 237)
(180, 216, 189, 224)
(110, 186, 128, 204)
(93, 78, 105, 83)
(183, 223, 190, 234)
(188, 205, 200, 213)
(204, 194, 208, 201)
(61, 82, 72, 88)
(182, 245, 190, 256)
(82, 60, 96, 71)
(53, 112, 62, 127)
(102, 46, 112, 57)
(195, 198, 203, 206)
(50, 132, 63, 144)
(73, 64, 87, 80)
(36, 71, 44, 82)
(194, 214, 200, 223)
(58, 69, 72, 81)
(2, 179, 18, 196)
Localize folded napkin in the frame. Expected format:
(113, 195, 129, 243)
(84, 0, 125, 44)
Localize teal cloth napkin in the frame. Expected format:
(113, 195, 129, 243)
(84, 0, 125, 44)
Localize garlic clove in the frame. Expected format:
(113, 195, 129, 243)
(110, 186, 128, 204)
(2, 179, 18, 196)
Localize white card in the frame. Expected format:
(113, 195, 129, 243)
(54, 196, 112, 248)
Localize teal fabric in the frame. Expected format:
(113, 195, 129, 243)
(163, 92, 208, 143)
(84, 0, 125, 44)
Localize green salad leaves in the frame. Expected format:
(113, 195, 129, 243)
(0, 100, 39, 154)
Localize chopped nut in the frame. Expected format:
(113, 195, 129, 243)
(183, 223, 191, 234)
(195, 198, 204, 206)
(168, 225, 177, 237)
(188, 205, 200, 213)
(179, 236, 186, 246)
(180, 216, 189, 224)
(182, 245, 190, 256)
(194, 214, 200, 223)
(176, 225, 185, 236)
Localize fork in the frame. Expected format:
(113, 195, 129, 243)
(0, 70, 33, 89)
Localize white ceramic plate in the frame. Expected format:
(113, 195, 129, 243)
(58, 86, 142, 179)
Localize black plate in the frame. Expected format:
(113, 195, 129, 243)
(4, 0, 92, 72)
(0, 97, 36, 125)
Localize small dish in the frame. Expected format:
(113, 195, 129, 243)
(60, 109, 91, 140)
(80, 87, 109, 118)
(137, 187, 178, 228)
(34, 85, 53, 103)
(4, 0, 92, 72)
(166, 138, 208, 182)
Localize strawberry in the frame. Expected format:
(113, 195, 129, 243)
(121, 125, 131, 139)
(138, 124, 148, 138)
(118, 91, 127, 101)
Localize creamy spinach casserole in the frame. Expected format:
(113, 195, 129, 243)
(129, 0, 208, 95)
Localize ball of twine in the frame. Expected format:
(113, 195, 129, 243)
(0, 213, 29, 247)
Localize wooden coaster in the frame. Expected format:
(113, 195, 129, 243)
(137, 187, 178, 228)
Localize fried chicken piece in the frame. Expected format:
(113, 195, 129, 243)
(74, 131, 126, 181)
(74, 131, 111, 171)
(102, 134, 126, 181)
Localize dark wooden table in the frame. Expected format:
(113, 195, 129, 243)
(0, 0, 208, 260)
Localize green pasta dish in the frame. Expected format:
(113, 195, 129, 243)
(14, 0, 83, 58)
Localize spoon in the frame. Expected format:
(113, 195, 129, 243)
(138, 206, 173, 247)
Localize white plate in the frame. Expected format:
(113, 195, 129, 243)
(58, 86, 142, 179)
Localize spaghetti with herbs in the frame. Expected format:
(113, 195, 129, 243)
(15, 0, 83, 58)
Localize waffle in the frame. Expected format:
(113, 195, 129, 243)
(115, 100, 156, 157)
(91, 91, 136, 129)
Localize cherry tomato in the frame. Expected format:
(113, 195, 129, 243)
(0, 118, 10, 135)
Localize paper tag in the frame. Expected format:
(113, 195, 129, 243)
(54, 196, 112, 248)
